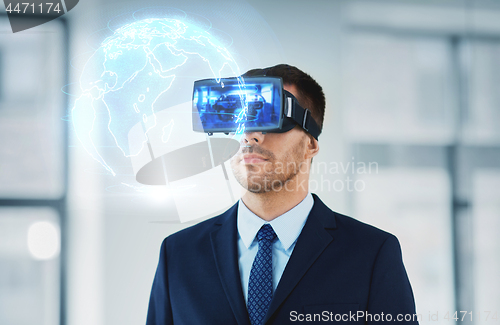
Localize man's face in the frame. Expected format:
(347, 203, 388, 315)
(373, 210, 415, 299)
(230, 84, 310, 194)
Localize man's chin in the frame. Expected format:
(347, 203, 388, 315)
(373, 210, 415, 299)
(246, 187, 267, 194)
(245, 177, 289, 194)
(234, 174, 270, 194)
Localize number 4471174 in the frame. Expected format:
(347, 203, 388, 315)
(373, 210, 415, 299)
(5, 2, 61, 14)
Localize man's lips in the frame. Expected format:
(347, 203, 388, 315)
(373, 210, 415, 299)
(242, 154, 268, 164)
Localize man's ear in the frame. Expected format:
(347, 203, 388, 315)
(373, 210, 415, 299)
(305, 135, 319, 160)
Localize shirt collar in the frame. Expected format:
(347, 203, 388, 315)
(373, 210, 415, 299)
(237, 193, 314, 251)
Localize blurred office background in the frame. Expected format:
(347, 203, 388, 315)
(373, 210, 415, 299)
(0, 0, 499, 324)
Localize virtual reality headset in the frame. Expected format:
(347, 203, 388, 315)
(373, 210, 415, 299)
(192, 76, 321, 140)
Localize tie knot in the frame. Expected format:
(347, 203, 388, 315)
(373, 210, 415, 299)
(257, 224, 277, 242)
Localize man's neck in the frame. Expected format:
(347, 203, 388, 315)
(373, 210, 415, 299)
(241, 180, 309, 222)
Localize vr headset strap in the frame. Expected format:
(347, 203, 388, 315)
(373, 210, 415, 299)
(284, 91, 321, 140)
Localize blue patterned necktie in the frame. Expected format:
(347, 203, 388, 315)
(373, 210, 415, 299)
(247, 224, 277, 325)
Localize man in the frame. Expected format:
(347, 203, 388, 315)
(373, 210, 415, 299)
(146, 64, 418, 324)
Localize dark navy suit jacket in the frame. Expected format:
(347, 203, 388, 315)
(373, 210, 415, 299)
(146, 194, 418, 324)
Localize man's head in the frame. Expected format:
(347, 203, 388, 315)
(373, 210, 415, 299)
(242, 64, 325, 132)
(230, 64, 325, 195)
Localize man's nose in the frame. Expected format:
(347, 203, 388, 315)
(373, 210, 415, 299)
(241, 131, 265, 145)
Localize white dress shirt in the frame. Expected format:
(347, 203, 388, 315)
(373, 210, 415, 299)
(237, 193, 314, 303)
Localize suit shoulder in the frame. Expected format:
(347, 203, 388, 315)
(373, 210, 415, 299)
(166, 214, 222, 243)
(331, 211, 398, 246)
(312, 194, 397, 245)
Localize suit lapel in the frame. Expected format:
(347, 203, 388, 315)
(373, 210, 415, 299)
(263, 194, 337, 324)
(210, 203, 251, 325)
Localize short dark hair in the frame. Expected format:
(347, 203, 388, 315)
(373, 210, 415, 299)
(242, 64, 326, 132)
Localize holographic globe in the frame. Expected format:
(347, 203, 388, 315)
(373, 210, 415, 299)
(71, 17, 243, 222)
